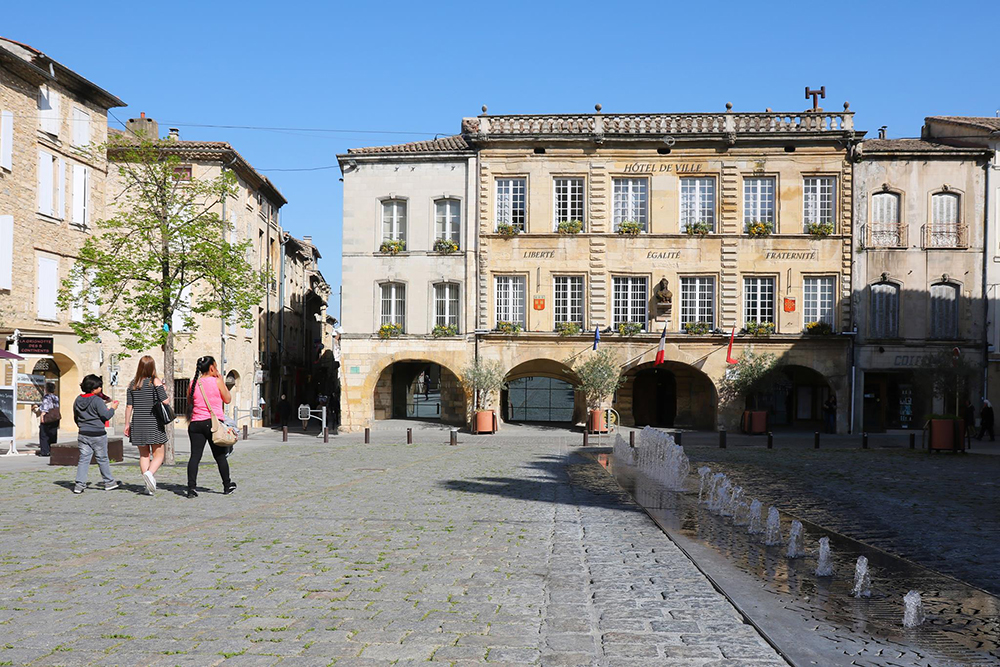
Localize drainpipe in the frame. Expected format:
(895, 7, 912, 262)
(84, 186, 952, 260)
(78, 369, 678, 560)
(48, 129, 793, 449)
(220, 177, 227, 375)
(279, 234, 288, 398)
(983, 151, 993, 400)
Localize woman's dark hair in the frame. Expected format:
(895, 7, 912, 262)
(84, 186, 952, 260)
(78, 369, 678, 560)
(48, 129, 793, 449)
(80, 374, 103, 394)
(186, 356, 216, 420)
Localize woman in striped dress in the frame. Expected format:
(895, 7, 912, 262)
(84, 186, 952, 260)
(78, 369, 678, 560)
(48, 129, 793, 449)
(124, 356, 170, 495)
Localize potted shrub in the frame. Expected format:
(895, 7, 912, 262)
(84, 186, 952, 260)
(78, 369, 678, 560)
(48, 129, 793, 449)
(379, 239, 406, 254)
(744, 320, 775, 337)
(573, 348, 625, 434)
(431, 324, 457, 338)
(685, 221, 713, 236)
(557, 219, 583, 234)
(377, 323, 403, 339)
(805, 321, 833, 335)
(617, 220, 643, 236)
(746, 220, 773, 238)
(720, 349, 779, 435)
(433, 239, 459, 254)
(463, 359, 507, 434)
(806, 222, 835, 238)
(683, 321, 711, 335)
(496, 321, 522, 335)
(496, 224, 520, 238)
(916, 350, 979, 451)
(555, 322, 581, 336)
(617, 322, 642, 337)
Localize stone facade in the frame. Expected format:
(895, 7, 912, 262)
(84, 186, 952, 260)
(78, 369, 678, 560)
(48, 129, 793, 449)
(0, 38, 124, 440)
(852, 135, 989, 431)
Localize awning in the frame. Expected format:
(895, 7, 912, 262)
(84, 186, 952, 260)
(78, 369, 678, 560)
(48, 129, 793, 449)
(0, 350, 24, 360)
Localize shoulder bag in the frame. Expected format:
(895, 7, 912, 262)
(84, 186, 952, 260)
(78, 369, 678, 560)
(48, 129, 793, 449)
(197, 379, 237, 446)
(42, 405, 61, 423)
(152, 381, 176, 426)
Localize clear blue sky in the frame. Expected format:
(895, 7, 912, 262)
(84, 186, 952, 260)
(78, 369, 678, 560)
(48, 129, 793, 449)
(5, 0, 998, 316)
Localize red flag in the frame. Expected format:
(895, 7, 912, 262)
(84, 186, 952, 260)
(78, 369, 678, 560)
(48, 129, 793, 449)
(654, 322, 667, 365)
(726, 325, 738, 364)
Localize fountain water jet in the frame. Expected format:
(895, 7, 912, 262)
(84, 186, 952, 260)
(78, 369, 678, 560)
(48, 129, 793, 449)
(747, 499, 764, 534)
(852, 555, 872, 598)
(815, 537, 834, 576)
(697, 466, 712, 503)
(786, 520, 805, 558)
(903, 590, 925, 628)
(764, 507, 782, 546)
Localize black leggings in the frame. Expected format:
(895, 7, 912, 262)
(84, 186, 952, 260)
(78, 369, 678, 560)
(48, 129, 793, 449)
(187, 420, 231, 489)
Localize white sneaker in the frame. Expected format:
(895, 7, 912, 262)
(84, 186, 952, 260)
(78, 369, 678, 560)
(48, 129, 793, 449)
(142, 470, 156, 495)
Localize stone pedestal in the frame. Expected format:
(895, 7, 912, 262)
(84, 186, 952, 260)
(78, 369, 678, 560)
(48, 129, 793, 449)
(49, 437, 124, 466)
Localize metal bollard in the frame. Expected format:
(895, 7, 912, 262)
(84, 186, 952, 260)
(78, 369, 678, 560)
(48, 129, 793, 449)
(909, 432, 915, 450)
(767, 432, 773, 449)
(862, 432, 869, 449)
(719, 429, 727, 448)
(450, 430, 457, 446)
(242, 425, 248, 441)
(814, 431, 820, 449)
(676, 431, 682, 446)
(323, 427, 329, 443)
(364, 427, 370, 444)
(407, 428, 412, 444)
(282, 426, 288, 442)
(583, 432, 589, 447)
(629, 431, 635, 447)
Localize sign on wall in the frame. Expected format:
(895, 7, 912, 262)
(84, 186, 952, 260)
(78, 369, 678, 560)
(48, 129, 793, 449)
(16, 374, 45, 404)
(533, 295, 545, 311)
(15, 337, 53, 355)
(783, 298, 796, 313)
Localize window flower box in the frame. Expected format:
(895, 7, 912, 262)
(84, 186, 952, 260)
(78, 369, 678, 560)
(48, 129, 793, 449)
(433, 239, 459, 254)
(617, 322, 642, 337)
(379, 239, 406, 254)
(685, 221, 713, 236)
(744, 320, 775, 337)
(805, 321, 833, 335)
(806, 222, 835, 238)
(431, 324, 458, 338)
(378, 323, 403, 339)
(746, 221, 773, 238)
(496, 224, 520, 238)
(555, 322, 581, 336)
(496, 321, 522, 335)
(557, 219, 583, 234)
(617, 220, 643, 236)
(683, 321, 711, 335)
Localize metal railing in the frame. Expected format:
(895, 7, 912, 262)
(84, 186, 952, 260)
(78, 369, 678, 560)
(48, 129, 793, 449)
(923, 223, 967, 249)
(862, 223, 908, 248)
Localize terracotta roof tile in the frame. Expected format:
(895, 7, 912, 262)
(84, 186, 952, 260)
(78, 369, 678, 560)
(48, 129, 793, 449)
(861, 138, 985, 154)
(926, 116, 1000, 132)
(346, 135, 470, 155)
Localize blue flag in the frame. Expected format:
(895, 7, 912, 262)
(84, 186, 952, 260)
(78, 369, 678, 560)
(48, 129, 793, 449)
(593, 325, 600, 350)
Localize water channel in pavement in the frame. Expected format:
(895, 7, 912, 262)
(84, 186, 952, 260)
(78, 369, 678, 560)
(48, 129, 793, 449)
(594, 446, 1000, 666)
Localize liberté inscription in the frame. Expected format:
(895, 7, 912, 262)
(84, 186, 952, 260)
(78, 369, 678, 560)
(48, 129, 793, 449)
(523, 251, 555, 258)
(622, 163, 704, 173)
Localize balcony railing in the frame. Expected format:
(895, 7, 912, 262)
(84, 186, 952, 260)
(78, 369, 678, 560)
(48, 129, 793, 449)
(863, 222, 907, 249)
(923, 223, 967, 249)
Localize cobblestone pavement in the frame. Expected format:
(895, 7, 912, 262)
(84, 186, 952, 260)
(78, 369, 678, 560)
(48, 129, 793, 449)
(0, 432, 785, 666)
(684, 444, 1000, 595)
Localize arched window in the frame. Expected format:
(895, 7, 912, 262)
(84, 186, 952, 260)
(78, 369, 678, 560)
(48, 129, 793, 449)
(380, 282, 405, 331)
(381, 199, 406, 243)
(929, 192, 960, 247)
(929, 282, 959, 339)
(870, 282, 899, 339)
(870, 191, 901, 247)
(433, 283, 460, 331)
(434, 199, 460, 245)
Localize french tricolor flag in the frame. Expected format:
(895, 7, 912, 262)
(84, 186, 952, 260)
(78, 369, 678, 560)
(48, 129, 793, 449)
(654, 322, 667, 365)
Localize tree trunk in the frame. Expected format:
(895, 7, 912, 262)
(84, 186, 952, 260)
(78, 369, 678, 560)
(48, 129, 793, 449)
(162, 330, 175, 465)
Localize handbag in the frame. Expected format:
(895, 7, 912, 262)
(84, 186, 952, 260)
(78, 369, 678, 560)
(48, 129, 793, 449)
(152, 381, 176, 425)
(42, 405, 61, 423)
(197, 379, 238, 446)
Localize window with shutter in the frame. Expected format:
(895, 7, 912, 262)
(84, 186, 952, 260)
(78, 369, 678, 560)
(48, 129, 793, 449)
(72, 108, 91, 147)
(38, 87, 60, 136)
(56, 159, 65, 220)
(930, 192, 960, 247)
(172, 286, 192, 332)
(929, 283, 959, 339)
(72, 165, 89, 227)
(36, 255, 59, 321)
(870, 283, 899, 339)
(0, 110, 12, 171)
(870, 192, 901, 246)
(36, 150, 54, 216)
(70, 271, 85, 322)
(0, 215, 13, 290)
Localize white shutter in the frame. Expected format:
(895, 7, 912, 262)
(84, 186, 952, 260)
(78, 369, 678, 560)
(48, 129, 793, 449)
(87, 269, 100, 317)
(70, 272, 84, 322)
(39, 87, 60, 136)
(0, 110, 12, 171)
(37, 255, 59, 320)
(172, 285, 192, 332)
(72, 108, 90, 147)
(72, 164, 87, 226)
(37, 150, 53, 215)
(0, 215, 12, 290)
(57, 158, 65, 219)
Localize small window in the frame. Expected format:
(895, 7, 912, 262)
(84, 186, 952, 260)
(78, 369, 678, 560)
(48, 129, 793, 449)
(495, 275, 526, 327)
(434, 199, 460, 244)
(434, 283, 459, 330)
(174, 379, 190, 416)
(743, 276, 775, 324)
(930, 283, 959, 340)
(680, 177, 716, 232)
(612, 276, 648, 330)
(803, 176, 835, 231)
(680, 277, 715, 330)
(495, 178, 526, 232)
(172, 165, 192, 181)
(380, 282, 405, 330)
(930, 192, 960, 247)
(553, 178, 585, 230)
(612, 178, 647, 232)
(744, 177, 775, 231)
(381, 199, 407, 242)
(71, 108, 91, 148)
(870, 192, 901, 246)
(38, 86, 60, 136)
(554, 276, 584, 326)
(804, 276, 835, 327)
(870, 282, 899, 339)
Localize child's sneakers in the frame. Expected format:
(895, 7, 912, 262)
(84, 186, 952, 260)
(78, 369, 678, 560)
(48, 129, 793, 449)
(73, 483, 85, 494)
(103, 479, 120, 491)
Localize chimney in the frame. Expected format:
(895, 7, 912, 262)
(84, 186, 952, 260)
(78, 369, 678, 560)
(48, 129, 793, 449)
(167, 127, 180, 141)
(303, 235, 313, 245)
(126, 112, 159, 140)
(878, 126, 887, 140)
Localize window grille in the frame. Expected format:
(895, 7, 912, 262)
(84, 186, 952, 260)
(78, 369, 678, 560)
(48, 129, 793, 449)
(380, 282, 405, 329)
(803, 176, 835, 230)
(554, 276, 584, 325)
(381, 199, 406, 242)
(434, 283, 459, 329)
(495, 275, 526, 325)
(680, 277, 715, 328)
(804, 276, 835, 326)
(743, 177, 775, 226)
(680, 177, 716, 232)
(553, 178, 585, 229)
(612, 276, 648, 329)
(612, 178, 647, 231)
(435, 199, 460, 243)
(495, 179, 526, 231)
(743, 277, 775, 324)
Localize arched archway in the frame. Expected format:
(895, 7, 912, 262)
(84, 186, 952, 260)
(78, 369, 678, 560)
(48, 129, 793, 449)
(501, 359, 584, 424)
(372, 360, 465, 424)
(618, 361, 717, 430)
(759, 364, 832, 429)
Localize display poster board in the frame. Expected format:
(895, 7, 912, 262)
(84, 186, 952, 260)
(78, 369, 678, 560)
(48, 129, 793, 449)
(16, 337, 54, 355)
(17, 374, 45, 404)
(0, 387, 14, 439)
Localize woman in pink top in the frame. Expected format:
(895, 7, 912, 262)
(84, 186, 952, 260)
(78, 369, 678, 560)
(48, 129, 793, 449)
(185, 356, 233, 498)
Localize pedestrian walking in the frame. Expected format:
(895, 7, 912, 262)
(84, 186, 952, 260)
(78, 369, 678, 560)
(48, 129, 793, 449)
(35, 382, 60, 457)
(124, 355, 170, 495)
(978, 399, 995, 442)
(823, 394, 837, 434)
(963, 398, 976, 442)
(72, 375, 119, 493)
(276, 394, 292, 425)
(185, 356, 235, 498)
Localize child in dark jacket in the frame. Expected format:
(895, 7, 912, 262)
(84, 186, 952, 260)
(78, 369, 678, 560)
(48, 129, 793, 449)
(72, 374, 120, 493)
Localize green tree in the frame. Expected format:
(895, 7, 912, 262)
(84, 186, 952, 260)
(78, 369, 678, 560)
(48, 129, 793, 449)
(917, 348, 980, 415)
(573, 349, 625, 411)
(462, 359, 507, 411)
(719, 348, 779, 410)
(58, 135, 266, 464)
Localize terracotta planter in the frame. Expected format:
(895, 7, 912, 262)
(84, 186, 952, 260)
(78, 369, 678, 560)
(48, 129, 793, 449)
(742, 410, 768, 435)
(929, 418, 965, 451)
(474, 410, 496, 434)
(588, 409, 609, 434)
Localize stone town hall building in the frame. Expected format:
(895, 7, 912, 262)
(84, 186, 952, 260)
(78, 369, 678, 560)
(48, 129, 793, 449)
(338, 104, 864, 433)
